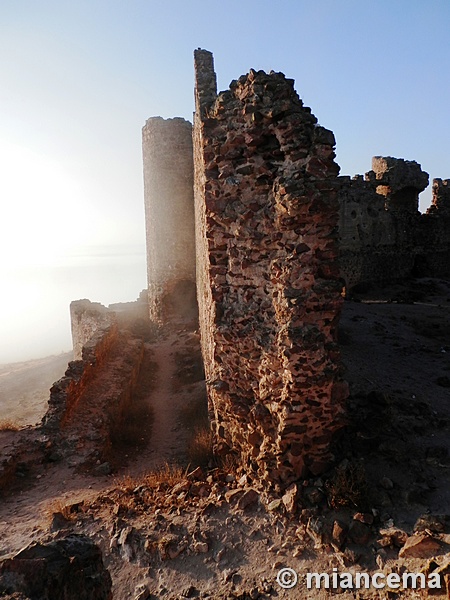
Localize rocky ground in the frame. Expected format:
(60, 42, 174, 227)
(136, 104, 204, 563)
(0, 278, 449, 599)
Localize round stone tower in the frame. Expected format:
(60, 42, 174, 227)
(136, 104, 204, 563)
(142, 117, 197, 323)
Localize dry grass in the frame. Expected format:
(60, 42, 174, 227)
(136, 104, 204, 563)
(325, 460, 368, 509)
(114, 463, 186, 494)
(0, 419, 20, 432)
(187, 426, 214, 468)
(178, 392, 215, 468)
(143, 463, 185, 488)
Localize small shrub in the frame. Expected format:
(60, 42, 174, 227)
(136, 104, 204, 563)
(114, 463, 185, 493)
(325, 460, 368, 509)
(187, 426, 214, 468)
(113, 474, 137, 493)
(143, 463, 185, 488)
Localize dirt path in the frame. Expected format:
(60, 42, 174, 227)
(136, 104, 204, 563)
(121, 332, 193, 477)
(0, 465, 107, 556)
(0, 328, 201, 559)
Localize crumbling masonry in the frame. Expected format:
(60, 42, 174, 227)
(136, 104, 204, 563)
(140, 50, 450, 488)
(192, 50, 347, 487)
(339, 157, 450, 290)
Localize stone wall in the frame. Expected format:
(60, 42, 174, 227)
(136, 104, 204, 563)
(142, 117, 197, 323)
(70, 299, 116, 360)
(338, 157, 450, 290)
(419, 179, 450, 278)
(43, 320, 145, 469)
(193, 49, 347, 489)
(0, 300, 148, 486)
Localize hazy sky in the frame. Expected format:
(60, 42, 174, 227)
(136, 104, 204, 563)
(1, 0, 449, 363)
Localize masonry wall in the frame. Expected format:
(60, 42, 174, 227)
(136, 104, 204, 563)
(70, 299, 116, 360)
(193, 50, 347, 489)
(142, 117, 197, 323)
(338, 157, 450, 290)
(43, 318, 145, 470)
(419, 178, 450, 278)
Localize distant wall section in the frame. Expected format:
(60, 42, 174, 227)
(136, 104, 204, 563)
(337, 156, 450, 290)
(70, 299, 116, 361)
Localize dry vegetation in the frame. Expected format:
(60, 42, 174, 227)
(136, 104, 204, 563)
(0, 419, 20, 432)
(325, 459, 369, 510)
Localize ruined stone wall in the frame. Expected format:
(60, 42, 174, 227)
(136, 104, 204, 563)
(43, 321, 145, 469)
(193, 50, 347, 489)
(142, 117, 197, 323)
(418, 178, 450, 278)
(44, 323, 119, 432)
(339, 157, 450, 290)
(337, 157, 445, 290)
(70, 299, 116, 360)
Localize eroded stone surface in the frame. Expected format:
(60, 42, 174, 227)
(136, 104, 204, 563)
(70, 300, 115, 361)
(0, 535, 112, 600)
(338, 157, 450, 289)
(193, 49, 347, 489)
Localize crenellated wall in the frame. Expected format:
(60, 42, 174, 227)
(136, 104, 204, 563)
(193, 50, 347, 489)
(338, 157, 450, 290)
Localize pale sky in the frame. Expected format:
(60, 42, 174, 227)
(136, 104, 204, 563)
(1, 0, 449, 363)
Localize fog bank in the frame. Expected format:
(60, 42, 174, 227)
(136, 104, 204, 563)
(0, 245, 146, 364)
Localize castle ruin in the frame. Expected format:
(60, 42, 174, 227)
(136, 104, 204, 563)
(143, 50, 348, 488)
(65, 49, 450, 489)
(339, 157, 450, 290)
(142, 116, 197, 323)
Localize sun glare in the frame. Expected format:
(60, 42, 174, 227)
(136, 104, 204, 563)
(0, 141, 97, 268)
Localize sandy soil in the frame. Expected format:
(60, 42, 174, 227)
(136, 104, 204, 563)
(0, 279, 449, 599)
(0, 352, 71, 426)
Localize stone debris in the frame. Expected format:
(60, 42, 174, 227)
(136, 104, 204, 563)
(377, 527, 409, 548)
(0, 534, 112, 600)
(306, 516, 325, 548)
(414, 514, 449, 534)
(281, 483, 298, 514)
(331, 520, 348, 549)
(353, 512, 374, 525)
(348, 520, 371, 545)
(398, 532, 443, 559)
(134, 583, 151, 600)
(237, 488, 260, 511)
(380, 476, 394, 490)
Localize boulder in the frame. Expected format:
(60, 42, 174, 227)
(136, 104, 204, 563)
(0, 534, 112, 600)
(399, 533, 442, 559)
